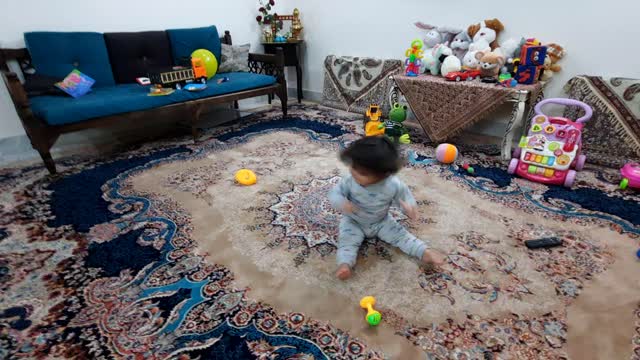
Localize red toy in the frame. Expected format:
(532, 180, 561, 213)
(444, 69, 481, 82)
(619, 163, 640, 190)
(508, 99, 592, 188)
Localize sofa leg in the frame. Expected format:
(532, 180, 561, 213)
(37, 148, 57, 175)
(233, 101, 239, 110)
(276, 89, 288, 117)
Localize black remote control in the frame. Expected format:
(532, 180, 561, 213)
(525, 237, 563, 249)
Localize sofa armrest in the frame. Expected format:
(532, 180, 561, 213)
(248, 49, 285, 84)
(1, 69, 29, 109)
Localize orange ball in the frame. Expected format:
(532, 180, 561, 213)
(436, 143, 458, 164)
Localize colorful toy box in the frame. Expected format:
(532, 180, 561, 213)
(508, 99, 592, 188)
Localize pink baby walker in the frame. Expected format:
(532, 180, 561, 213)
(508, 98, 592, 188)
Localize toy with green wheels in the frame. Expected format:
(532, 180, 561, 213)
(619, 163, 640, 190)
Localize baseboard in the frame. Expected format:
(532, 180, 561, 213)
(287, 87, 323, 103)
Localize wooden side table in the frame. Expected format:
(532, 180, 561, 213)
(263, 40, 303, 103)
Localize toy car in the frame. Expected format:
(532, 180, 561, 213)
(444, 69, 482, 82)
(619, 163, 640, 190)
(508, 99, 592, 188)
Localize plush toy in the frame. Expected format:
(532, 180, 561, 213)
(462, 46, 489, 70)
(424, 44, 453, 75)
(540, 43, 565, 81)
(415, 22, 460, 49)
(496, 37, 524, 74)
(441, 53, 462, 76)
(450, 30, 472, 61)
(475, 50, 505, 80)
(467, 19, 505, 50)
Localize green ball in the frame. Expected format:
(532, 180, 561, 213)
(191, 49, 218, 79)
(367, 312, 382, 326)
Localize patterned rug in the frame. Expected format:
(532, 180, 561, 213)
(1, 103, 640, 360)
(322, 55, 402, 115)
(564, 76, 640, 166)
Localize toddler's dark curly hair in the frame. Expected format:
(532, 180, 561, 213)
(340, 136, 402, 177)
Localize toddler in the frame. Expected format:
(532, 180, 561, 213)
(329, 136, 445, 280)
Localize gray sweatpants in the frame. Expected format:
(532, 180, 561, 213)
(337, 215, 429, 267)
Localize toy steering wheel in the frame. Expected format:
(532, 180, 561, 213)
(534, 99, 593, 124)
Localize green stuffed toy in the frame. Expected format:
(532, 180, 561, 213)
(379, 103, 411, 144)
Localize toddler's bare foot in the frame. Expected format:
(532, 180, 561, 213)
(335, 264, 352, 280)
(422, 249, 446, 267)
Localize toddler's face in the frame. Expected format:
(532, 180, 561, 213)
(350, 166, 384, 187)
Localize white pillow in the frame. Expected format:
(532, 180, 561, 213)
(219, 43, 250, 73)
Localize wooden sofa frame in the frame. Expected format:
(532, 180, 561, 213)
(0, 31, 287, 174)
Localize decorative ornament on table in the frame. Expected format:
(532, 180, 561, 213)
(256, 0, 283, 42)
(475, 50, 505, 82)
(290, 8, 303, 41)
(467, 18, 505, 51)
(450, 30, 472, 61)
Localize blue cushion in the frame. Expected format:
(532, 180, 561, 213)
(30, 72, 276, 126)
(166, 26, 221, 65)
(25, 32, 115, 87)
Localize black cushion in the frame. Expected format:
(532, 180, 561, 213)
(104, 31, 173, 84)
(24, 74, 65, 97)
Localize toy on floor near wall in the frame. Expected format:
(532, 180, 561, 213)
(404, 39, 424, 77)
(360, 296, 381, 326)
(382, 103, 410, 144)
(619, 163, 640, 190)
(235, 169, 257, 186)
(508, 98, 592, 188)
(364, 104, 385, 136)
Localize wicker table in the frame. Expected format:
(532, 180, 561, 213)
(390, 75, 544, 159)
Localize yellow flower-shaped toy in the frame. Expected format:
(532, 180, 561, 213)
(235, 169, 257, 186)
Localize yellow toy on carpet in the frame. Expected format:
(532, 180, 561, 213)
(359, 296, 382, 326)
(235, 169, 257, 186)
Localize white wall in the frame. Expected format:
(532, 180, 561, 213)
(284, 0, 640, 106)
(0, 0, 281, 139)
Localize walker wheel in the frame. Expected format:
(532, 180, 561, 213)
(620, 178, 629, 190)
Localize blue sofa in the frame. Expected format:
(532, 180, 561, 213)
(0, 26, 287, 174)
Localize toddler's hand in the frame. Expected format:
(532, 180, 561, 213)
(342, 201, 356, 214)
(399, 200, 418, 220)
(422, 249, 446, 267)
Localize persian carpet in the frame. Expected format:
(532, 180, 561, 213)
(1, 103, 639, 360)
(564, 76, 640, 167)
(322, 55, 402, 115)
